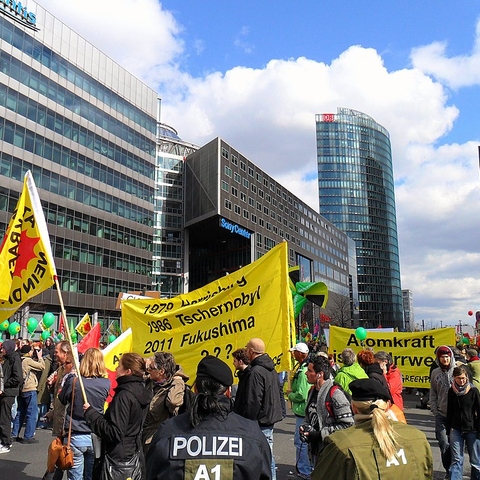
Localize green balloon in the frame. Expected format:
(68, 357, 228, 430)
(42, 312, 55, 328)
(71, 332, 78, 343)
(463, 336, 470, 345)
(41, 330, 51, 341)
(108, 334, 116, 343)
(355, 327, 367, 341)
(0, 320, 9, 331)
(8, 321, 21, 336)
(27, 317, 38, 334)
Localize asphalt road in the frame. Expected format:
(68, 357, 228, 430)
(0, 392, 466, 479)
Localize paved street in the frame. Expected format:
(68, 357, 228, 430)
(0, 392, 467, 479)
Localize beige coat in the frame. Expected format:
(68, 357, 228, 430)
(142, 371, 189, 454)
(21, 356, 45, 392)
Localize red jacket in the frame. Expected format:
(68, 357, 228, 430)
(386, 365, 404, 411)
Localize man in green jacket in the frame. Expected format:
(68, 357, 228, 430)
(287, 342, 312, 479)
(334, 348, 368, 395)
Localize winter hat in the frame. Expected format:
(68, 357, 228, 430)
(350, 378, 391, 402)
(436, 346, 451, 357)
(196, 355, 233, 387)
(2, 339, 16, 356)
(20, 345, 32, 355)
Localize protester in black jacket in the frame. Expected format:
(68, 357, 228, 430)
(146, 355, 271, 480)
(234, 338, 282, 480)
(0, 339, 23, 453)
(84, 353, 152, 478)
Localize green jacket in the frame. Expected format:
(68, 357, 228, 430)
(288, 361, 309, 416)
(468, 360, 480, 389)
(312, 419, 433, 480)
(333, 362, 368, 395)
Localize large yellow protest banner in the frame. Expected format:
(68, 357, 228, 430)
(122, 242, 294, 380)
(329, 326, 456, 388)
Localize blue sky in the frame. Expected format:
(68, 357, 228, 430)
(38, 0, 480, 329)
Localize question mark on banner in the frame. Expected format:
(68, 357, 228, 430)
(225, 344, 233, 359)
(200, 349, 209, 357)
(213, 346, 221, 357)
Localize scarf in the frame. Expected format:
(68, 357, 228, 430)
(451, 379, 471, 396)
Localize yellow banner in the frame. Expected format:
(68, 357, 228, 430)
(0, 171, 57, 321)
(329, 326, 456, 388)
(122, 242, 294, 380)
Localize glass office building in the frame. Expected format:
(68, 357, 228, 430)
(316, 108, 403, 328)
(184, 138, 358, 327)
(0, 2, 157, 327)
(153, 123, 197, 297)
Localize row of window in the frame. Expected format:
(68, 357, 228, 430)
(0, 82, 155, 181)
(0, 17, 156, 133)
(52, 237, 151, 275)
(0, 188, 152, 251)
(0, 119, 153, 201)
(0, 51, 156, 157)
(57, 269, 145, 296)
(0, 152, 154, 226)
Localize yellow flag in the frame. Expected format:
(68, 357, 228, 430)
(75, 313, 92, 337)
(0, 171, 57, 321)
(122, 242, 294, 380)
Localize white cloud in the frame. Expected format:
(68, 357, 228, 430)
(411, 18, 480, 89)
(34, 1, 480, 327)
(37, 0, 184, 86)
(234, 26, 254, 54)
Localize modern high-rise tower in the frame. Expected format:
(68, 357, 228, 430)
(316, 108, 403, 329)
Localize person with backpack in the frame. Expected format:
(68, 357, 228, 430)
(142, 352, 190, 455)
(300, 354, 354, 465)
(12, 344, 45, 443)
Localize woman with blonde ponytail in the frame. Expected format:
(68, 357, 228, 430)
(312, 378, 433, 479)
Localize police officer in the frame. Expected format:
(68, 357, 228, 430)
(146, 355, 272, 480)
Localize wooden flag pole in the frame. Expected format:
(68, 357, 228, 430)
(54, 277, 88, 404)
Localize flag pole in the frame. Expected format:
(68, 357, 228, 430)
(54, 277, 88, 404)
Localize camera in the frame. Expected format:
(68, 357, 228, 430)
(299, 424, 314, 443)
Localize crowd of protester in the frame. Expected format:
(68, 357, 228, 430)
(8, 335, 478, 479)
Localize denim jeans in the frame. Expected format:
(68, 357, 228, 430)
(67, 434, 94, 480)
(294, 415, 312, 477)
(435, 414, 451, 473)
(449, 429, 480, 480)
(12, 390, 38, 440)
(37, 403, 50, 428)
(261, 426, 276, 480)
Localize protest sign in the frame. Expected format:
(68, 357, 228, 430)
(122, 242, 294, 380)
(329, 325, 456, 387)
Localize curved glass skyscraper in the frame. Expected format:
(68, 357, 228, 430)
(316, 108, 403, 328)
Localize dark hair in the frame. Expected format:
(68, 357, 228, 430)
(152, 352, 177, 380)
(232, 348, 250, 365)
(310, 355, 331, 378)
(453, 365, 469, 378)
(120, 352, 147, 377)
(190, 378, 229, 428)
